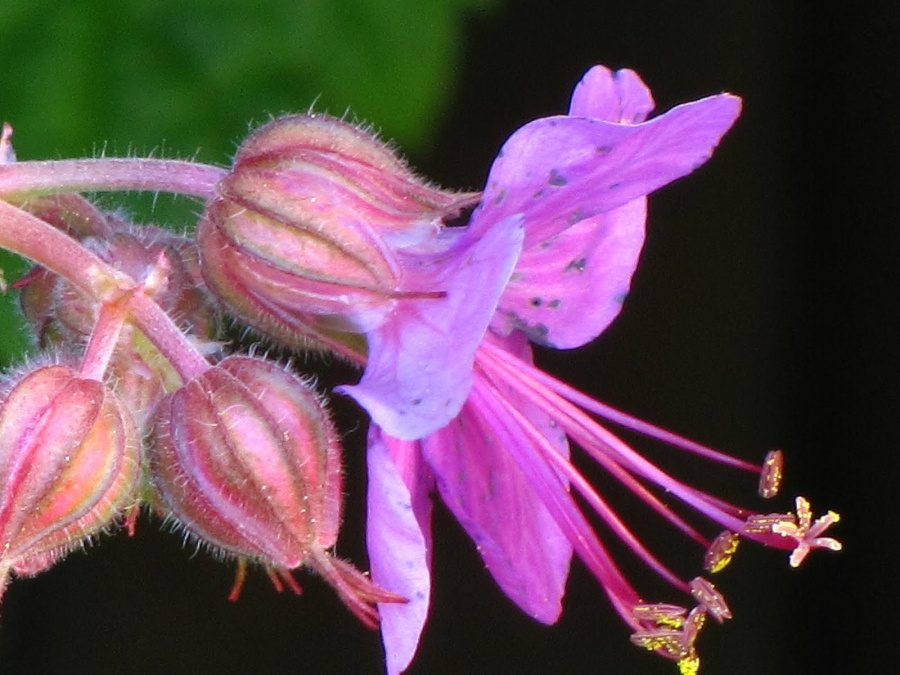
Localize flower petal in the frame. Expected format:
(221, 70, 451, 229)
(422, 334, 572, 623)
(472, 93, 741, 247)
(366, 427, 434, 675)
(569, 66, 655, 123)
(339, 215, 524, 440)
(493, 198, 646, 348)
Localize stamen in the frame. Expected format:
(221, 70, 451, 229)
(630, 605, 706, 665)
(482, 338, 759, 473)
(758, 449, 783, 498)
(689, 577, 731, 622)
(743, 512, 791, 534)
(477, 343, 752, 534)
(704, 531, 740, 573)
(632, 603, 688, 628)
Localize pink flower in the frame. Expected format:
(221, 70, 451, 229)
(342, 66, 742, 440)
(342, 67, 839, 673)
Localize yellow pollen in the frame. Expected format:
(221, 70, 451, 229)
(678, 655, 701, 675)
(759, 449, 784, 498)
(704, 531, 740, 573)
(657, 616, 685, 629)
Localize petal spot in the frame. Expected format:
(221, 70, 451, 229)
(548, 169, 568, 187)
(564, 257, 587, 273)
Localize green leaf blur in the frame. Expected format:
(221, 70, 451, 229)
(0, 0, 495, 366)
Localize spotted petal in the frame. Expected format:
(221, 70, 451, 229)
(493, 198, 646, 348)
(488, 65, 655, 348)
(471, 93, 741, 249)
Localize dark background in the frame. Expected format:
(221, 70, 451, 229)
(1, 1, 895, 673)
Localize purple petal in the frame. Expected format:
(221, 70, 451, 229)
(339, 215, 524, 440)
(569, 66, 655, 123)
(472, 94, 741, 247)
(366, 427, 434, 675)
(422, 334, 572, 623)
(493, 198, 646, 348)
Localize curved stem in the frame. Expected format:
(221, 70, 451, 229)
(0, 158, 226, 201)
(127, 293, 210, 381)
(0, 199, 125, 297)
(0, 200, 210, 382)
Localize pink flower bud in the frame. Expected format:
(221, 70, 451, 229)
(150, 356, 404, 626)
(197, 114, 478, 351)
(15, 265, 59, 346)
(0, 363, 141, 596)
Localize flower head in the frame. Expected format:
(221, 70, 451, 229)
(342, 66, 742, 440)
(347, 66, 840, 673)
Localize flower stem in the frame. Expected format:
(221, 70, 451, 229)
(0, 158, 226, 201)
(127, 293, 210, 382)
(0, 199, 124, 297)
(79, 295, 132, 382)
(0, 200, 210, 382)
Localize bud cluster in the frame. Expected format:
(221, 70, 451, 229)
(0, 120, 411, 624)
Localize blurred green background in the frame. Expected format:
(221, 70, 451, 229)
(1, 1, 897, 674)
(0, 0, 493, 363)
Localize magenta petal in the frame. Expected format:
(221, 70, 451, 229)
(339, 215, 524, 440)
(422, 336, 572, 623)
(568, 66, 655, 123)
(472, 93, 741, 246)
(366, 427, 434, 675)
(493, 198, 646, 348)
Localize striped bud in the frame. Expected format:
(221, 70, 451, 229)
(0, 363, 140, 597)
(197, 114, 478, 353)
(150, 356, 404, 626)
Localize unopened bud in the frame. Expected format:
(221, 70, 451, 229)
(0, 363, 140, 596)
(197, 114, 478, 350)
(150, 356, 404, 626)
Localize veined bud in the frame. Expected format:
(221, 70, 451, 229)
(0, 363, 141, 598)
(197, 114, 478, 350)
(149, 356, 405, 627)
